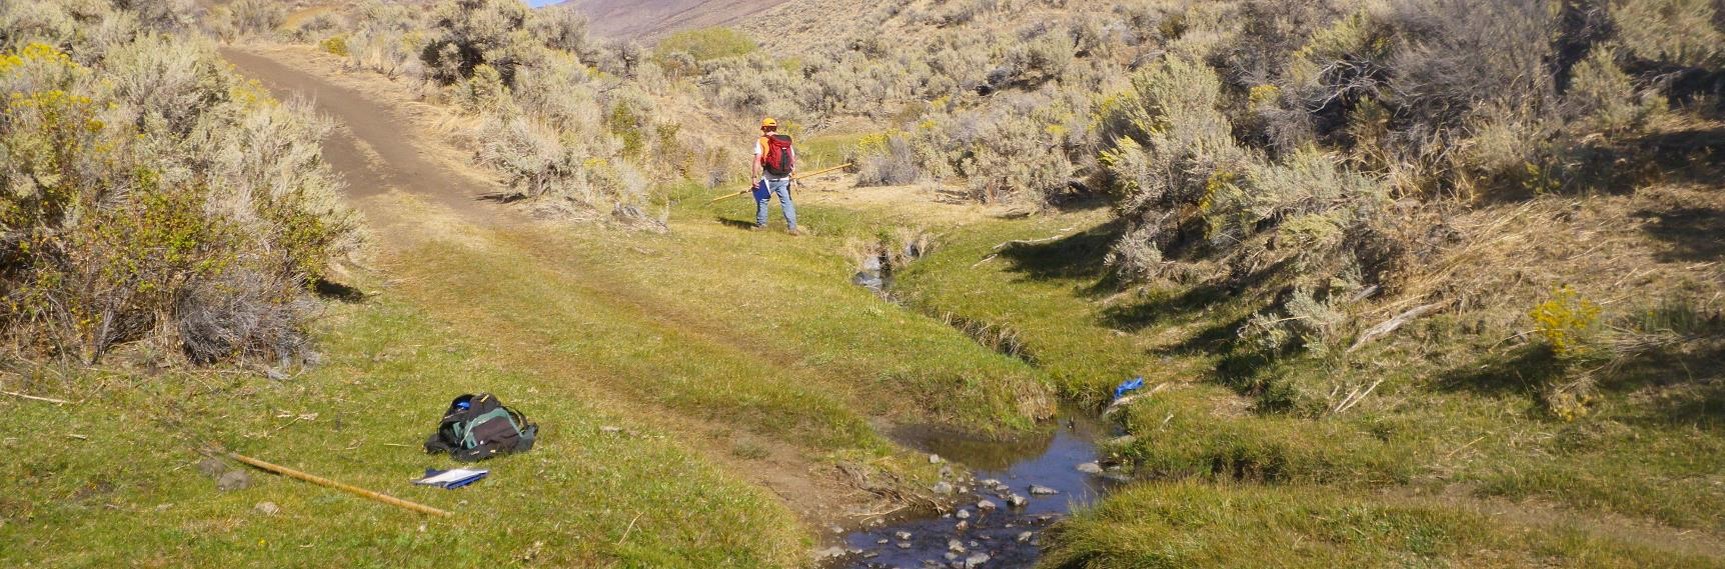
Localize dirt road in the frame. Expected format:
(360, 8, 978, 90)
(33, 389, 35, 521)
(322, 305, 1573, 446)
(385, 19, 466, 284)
(219, 45, 893, 536)
(221, 48, 496, 218)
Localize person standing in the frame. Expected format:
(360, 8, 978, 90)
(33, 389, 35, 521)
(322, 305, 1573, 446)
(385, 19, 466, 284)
(752, 118, 799, 235)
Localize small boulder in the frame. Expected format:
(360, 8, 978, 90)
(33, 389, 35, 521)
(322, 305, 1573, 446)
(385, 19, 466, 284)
(196, 458, 229, 479)
(928, 454, 943, 464)
(1028, 484, 1059, 496)
(216, 470, 251, 491)
(253, 501, 280, 516)
(896, 531, 913, 541)
(896, 542, 912, 549)
(1016, 531, 1034, 543)
(1005, 494, 1028, 508)
(947, 539, 966, 553)
(955, 509, 971, 519)
(1076, 462, 1104, 474)
(976, 499, 998, 511)
(964, 553, 991, 568)
(932, 481, 954, 495)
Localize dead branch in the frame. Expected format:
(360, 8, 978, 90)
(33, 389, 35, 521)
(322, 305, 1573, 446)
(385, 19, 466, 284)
(1347, 302, 1448, 353)
(2, 390, 71, 405)
(992, 235, 1064, 251)
(1333, 379, 1384, 414)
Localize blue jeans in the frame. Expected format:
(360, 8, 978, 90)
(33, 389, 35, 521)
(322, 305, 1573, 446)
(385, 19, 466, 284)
(755, 176, 796, 229)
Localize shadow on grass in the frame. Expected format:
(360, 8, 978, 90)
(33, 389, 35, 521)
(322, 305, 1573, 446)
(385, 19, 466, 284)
(1099, 285, 1234, 333)
(476, 191, 527, 204)
(1171, 313, 1257, 355)
(314, 278, 367, 303)
(713, 216, 758, 231)
(994, 218, 1123, 282)
(1635, 205, 1725, 263)
(1605, 341, 1725, 428)
(1098, 259, 1288, 337)
(1569, 125, 1725, 195)
(1439, 338, 1725, 427)
(1434, 344, 1564, 397)
(1470, 125, 1725, 203)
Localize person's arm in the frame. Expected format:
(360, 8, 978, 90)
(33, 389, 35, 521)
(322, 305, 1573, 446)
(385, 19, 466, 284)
(751, 137, 763, 179)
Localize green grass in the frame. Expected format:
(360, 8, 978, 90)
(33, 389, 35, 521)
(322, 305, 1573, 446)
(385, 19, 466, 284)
(1041, 482, 1722, 568)
(894, 210, 1162, 402)
(794, 133, 869, 172)
(7, 181, 1721, 566)
(478, 194, 1056, 436)
(886, 202, 1725, 560)
(0, 298, 805, 567)
(0, 187, 1073, 567)
(655, 27, 757, 62)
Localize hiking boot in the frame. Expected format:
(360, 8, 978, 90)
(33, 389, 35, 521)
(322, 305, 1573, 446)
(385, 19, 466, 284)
(750, 225, 766, 232)
(786, 227, 802, 236)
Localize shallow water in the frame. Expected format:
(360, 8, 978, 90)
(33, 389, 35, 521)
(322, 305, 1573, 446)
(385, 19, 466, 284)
(833, 411, 1119, 568)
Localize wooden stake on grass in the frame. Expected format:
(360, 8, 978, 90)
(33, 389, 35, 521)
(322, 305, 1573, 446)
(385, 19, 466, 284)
(227, 452, 450, 517)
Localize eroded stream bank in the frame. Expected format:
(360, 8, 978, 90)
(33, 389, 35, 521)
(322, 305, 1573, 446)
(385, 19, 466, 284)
(825, 409, 1123, 568)
(824, 237, 1129, 567)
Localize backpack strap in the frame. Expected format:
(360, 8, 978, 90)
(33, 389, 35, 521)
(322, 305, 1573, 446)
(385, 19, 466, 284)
(506, 406, 537, 452)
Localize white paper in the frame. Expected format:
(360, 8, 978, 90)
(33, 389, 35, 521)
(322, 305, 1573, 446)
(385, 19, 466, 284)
(414, 468, 487, 485)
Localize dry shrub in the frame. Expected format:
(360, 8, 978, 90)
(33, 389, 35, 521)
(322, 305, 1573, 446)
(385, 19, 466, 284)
(1100, 55, 1248, 278)
(1, 34, 359, 365)
(1, 0, 113, 53)
(853, 133, 922, 186)
(420, 0, 535, 85)
(115, 0, 193, 32)
(1564, 46, 1670, 134)
(1612, 0, 1724, 68)
(103, 33, 229, 137)
(177, 269, 317, 365)
(228, 0, 286, 38)
(471, 111, 661, 231)
(959, 109, 1073, 205)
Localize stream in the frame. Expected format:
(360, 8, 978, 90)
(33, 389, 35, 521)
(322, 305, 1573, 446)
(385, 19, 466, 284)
(828, 410, 1122, 568)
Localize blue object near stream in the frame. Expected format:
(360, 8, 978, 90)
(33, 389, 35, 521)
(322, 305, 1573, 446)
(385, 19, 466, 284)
(1113, 377, 1144, 400)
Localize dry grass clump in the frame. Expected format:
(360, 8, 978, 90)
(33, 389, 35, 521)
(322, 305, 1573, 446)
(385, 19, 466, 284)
(1, 3, 360, 366)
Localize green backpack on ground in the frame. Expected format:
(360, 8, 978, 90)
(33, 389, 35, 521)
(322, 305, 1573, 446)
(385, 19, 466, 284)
(423, 393, 538, 462)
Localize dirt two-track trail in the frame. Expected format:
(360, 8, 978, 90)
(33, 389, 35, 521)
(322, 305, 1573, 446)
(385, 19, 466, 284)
(221, 48, 495, 220)
(218, 46, 876, 535)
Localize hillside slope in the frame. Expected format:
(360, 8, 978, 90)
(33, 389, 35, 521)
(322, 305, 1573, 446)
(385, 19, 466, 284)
(565, 0, 789, 39)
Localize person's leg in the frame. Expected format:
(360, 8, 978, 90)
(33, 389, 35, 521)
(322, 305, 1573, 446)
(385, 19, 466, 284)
(755, 189, 769, 228)
(772, 178, 797, 230)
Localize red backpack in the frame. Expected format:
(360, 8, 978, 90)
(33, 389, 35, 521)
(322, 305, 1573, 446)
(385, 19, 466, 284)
(760, 134, 794, 177)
